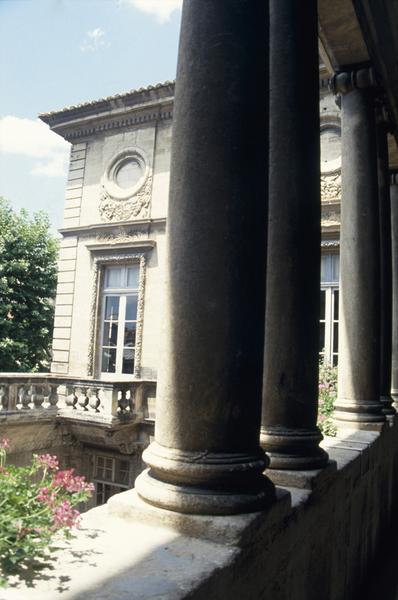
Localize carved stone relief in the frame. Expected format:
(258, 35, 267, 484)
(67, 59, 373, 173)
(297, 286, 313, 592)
(95, 230, 148, 245)
(99, 175, 152, 222)
(321, 172, 341, 201)
(99, 147, 153, 222)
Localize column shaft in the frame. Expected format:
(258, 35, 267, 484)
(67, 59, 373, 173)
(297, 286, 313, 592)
(260, 0, 328, 469)
(376, 111, 395, 415)
(135, 0, 274, 515)
(333, 69, 385, 427)
(391, 173, 398, 407)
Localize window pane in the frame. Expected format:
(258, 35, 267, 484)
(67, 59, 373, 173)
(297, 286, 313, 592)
(125, 295, 138, 321)
(124, 322, 136, 347)
(116, 460, 129, 485)
(321, 255, 330, 283)
(333, 322, 339, 353)
(331, 255, 340, 283)
(332, 354, 338, 367)
(321, 254, 339, 283)
(103, 322, 118, 346)
(333, 290, 339, 320)
(95, 458, 113, 480)
(319, 322, 325, 353)
(122, 349, 134, 374)
(102, 348, 117, 373)
(106, 267, 122, 288)
(320, 290, 326, 319)
(104, 296, 119, 320)
(127, 266, 140, 289)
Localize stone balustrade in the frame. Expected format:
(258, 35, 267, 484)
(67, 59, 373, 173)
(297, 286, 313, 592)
(0, 373, 156, 423)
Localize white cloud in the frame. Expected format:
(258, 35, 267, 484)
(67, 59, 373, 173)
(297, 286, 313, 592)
(0, 116, 70, 178)
(126, 0, 182, 24)
(80, 27, 110, 52)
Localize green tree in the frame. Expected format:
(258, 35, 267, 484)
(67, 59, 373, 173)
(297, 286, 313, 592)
(0, 198, 58, 372)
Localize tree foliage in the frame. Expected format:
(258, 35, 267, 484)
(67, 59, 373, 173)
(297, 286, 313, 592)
(0, 198, 58, 372)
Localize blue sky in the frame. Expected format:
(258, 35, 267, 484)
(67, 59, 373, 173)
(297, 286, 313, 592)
(0, 0, 182, 232)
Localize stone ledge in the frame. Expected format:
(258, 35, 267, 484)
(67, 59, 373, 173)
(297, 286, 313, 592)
(265, 459, 337, 491)
(107, 487, 291, 547)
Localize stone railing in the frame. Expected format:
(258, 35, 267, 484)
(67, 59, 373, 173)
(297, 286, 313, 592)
(0, 373, 156, 423)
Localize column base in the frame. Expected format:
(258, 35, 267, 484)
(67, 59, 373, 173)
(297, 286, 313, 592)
(391, 391, 398, 411)
(333, 398, 386, 427)
(380, 394, 396, 416)
(135, 442, 275, 516)
(260, 427, 328, 470)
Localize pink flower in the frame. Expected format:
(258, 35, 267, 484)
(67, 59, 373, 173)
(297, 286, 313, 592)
(52, 500, 81, 530)
(35, 454, 59, 471)
(37, 486, 57, 506)
(0, 438, 10, 450)
(52, 469, 94, 494)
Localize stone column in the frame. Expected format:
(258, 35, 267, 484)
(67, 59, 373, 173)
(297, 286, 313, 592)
(260, 0, 328, 470)
(376, 105, 395, 415)
(135, 0, 274, 515)
(391, 172, 398, 408)
(332, 68, 386, 427)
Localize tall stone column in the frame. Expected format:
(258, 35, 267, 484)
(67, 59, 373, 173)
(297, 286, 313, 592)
(332, 68, 386, 427)
(260, 0, 328, 470)
(376, 105, 395, 415)
(391, 172, 398, 408)
(135, 0, 275, 515)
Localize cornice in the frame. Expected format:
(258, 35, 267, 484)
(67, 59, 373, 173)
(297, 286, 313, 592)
(58, 217, 166, 237)
(39, 82, 175, 142)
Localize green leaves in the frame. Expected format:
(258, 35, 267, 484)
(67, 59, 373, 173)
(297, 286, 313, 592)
(318, 360, 338, 437)
(0, 450, 93, 586)
(0, 198, 58, 372)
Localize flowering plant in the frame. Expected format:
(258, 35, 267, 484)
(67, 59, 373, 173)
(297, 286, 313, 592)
(318, 360, 338, 437)
(0, 440, 94, 586)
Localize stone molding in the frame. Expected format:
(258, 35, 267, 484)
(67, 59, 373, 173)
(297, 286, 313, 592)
(330, 66, 377, 96)
(87, 252, 147, 378)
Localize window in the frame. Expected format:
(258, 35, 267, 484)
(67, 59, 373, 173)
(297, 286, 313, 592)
(94, 455, 130, 506)
(101, 264, 139, 376)
(320, 253, 339, 366)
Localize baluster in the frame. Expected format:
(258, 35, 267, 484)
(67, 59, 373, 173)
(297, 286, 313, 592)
(118, 388, 129, 414)
(89, 388, 101, 412)
(48, 384, 59, 407)
(78, 387, 89, 411)
(31, 384, 45, 409)
(0, 385, 9, 411)
(20, 385, 31, 409)
(65, 386, 78, 409)
(128, 388, 134, 414)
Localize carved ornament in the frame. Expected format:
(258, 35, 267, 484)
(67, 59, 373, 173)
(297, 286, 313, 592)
(321, 172, 341, 201)
(99, 175, 152, 222)
(99, 147, 153, 222)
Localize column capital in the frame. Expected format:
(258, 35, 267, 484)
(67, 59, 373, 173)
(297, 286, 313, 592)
(330, 66, 377, 96)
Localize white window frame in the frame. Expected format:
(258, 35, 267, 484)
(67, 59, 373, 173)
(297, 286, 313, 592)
(100, 264, 140, 381)
(320, 286, 339, 366)
(320, 252, 339, 366)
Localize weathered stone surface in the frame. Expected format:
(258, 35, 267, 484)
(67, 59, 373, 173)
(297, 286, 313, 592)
(261, 0, 327, 470)
(136, 0, 274, 514)
(2, 419, 398, 600)
(332, 68, 386, 427)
